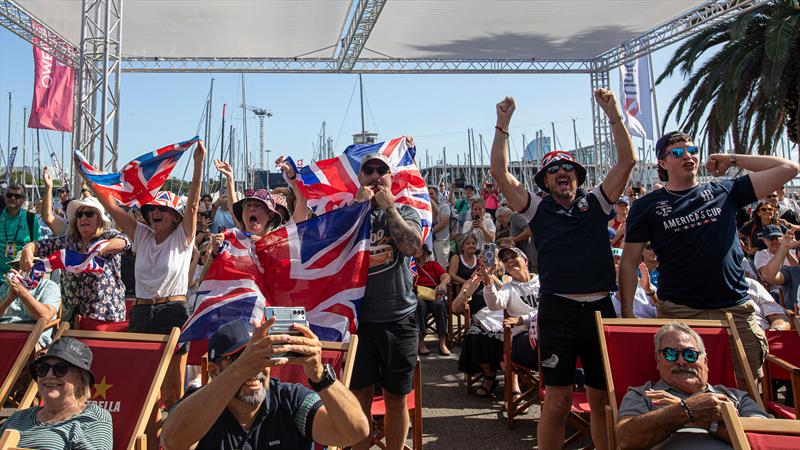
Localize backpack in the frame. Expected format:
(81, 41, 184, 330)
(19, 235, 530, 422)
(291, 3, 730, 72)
(0, 208, 37, 243)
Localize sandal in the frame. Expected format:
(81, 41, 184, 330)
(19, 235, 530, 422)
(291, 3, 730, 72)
(475, 375, 497, 398)
(512, 390, 530, 413)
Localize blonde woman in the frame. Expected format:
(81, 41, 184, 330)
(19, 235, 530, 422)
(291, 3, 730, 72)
(0, 337, 113, 449)
(20, 197, 130, 327)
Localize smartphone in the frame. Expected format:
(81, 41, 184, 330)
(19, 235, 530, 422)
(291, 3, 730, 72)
(483, 243, 496, 268)
(266, 306, 308, 358)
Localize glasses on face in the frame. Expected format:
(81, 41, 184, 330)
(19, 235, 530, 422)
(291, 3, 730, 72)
(34, 361, 71, 378)
(154, 205, 171, 213)
(660, 347, 701, 363)
(5, 192, 23, 200)
(667, 146, 700, 158)
(766, 236, 781, 242)
(75, 210, 96, 219)
(759, 207, 775, 213)
(766, 194, 778, 199)
(361, 165, 390, 176)
(545, 163, 576, 175)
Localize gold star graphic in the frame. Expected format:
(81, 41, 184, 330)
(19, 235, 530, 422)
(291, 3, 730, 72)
(93, 376, 113, 400)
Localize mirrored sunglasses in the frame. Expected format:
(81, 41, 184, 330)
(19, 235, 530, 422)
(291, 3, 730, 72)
(660, 347, 701, 363)
(667, 146, 699, 158)
(545, 163, 576, 175)
(362, 165, 390, 176)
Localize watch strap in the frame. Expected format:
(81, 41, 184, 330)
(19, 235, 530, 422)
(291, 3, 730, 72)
(309, 363, 336, 392)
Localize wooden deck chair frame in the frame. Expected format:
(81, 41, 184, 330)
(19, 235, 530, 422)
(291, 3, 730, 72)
(722, 402, 800, 450)
(596, 313, 762, 450)
(502, 316, 539, 430)
(0, 319, 48, 414)
(0, 429, 29, 450)
(21, 323, 180, 450)
(763, 328, 800, 420)
(371, 358, 423, 450)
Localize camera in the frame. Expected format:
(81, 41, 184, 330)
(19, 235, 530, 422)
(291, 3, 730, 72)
(266, 306, 308, 358)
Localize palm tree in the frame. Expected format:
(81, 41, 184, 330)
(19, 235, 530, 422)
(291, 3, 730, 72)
(658, 0, 800, 155)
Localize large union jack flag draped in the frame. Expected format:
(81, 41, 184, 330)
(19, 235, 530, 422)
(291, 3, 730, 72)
(180, 229, 266, 342)
(287, 136, 431, 241)
(255, 201, 371, 342)
(13, 240, 110, 289)
(75, 136, 199, 207)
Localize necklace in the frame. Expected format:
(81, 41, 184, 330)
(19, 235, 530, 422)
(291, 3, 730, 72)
(663, 185, 698, 198)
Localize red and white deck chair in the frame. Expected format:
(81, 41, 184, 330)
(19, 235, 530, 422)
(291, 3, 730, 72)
(369, 358, 423, 450)
(22, 323, 180, 450)
(722, 401, 800, 450)
(596, 313, 762, 450)
(0, 319, 49, 415)
(763, 329, 800, 420)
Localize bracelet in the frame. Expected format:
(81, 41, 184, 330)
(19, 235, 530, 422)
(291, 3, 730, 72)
(609, 115, 624, 125)
(730, 154, 737, 167)
(679, 399, 695, 423)
(495, 126, 509, 137)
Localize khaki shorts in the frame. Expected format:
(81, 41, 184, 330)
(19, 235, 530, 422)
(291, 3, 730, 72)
(657, 299, 767, 380)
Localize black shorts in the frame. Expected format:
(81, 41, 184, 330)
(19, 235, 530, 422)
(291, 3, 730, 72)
(537, 293, 615, 390)
(350, 313, 418, 395)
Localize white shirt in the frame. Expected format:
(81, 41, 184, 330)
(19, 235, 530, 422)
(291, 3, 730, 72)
(612, 287, 657, 319)
(753, 248, 793, 291)
(461, 212, 496, 248)
(133, 222, 193, 299)
(746, 277, 786, 330)
(483, 276, 540, 337)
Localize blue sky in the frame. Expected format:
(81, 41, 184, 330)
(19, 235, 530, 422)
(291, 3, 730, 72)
(0, 25, 698, 181)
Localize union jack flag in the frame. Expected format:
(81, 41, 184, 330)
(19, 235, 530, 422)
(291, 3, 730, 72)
(409, 256, 417, 277)
(287, 136, 432, 241)
(256, 201, 371, 342)
(14, 240, 110, 289)
(75, 136, 199, 207)
(180, 229, 267, 342)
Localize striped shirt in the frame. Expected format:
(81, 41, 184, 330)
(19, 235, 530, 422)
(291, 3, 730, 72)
(0, 403, 113, 450)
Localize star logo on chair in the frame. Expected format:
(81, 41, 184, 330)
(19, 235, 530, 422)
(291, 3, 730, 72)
(93, 376, 113, 400)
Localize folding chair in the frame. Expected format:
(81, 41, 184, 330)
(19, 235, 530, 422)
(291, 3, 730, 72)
(763, 329, 800, 420)
(447, 282, 467, 346)
(21, 323, 180, 450)
(537, 355, 593, 449)
(722, 401, 800, 450)
(73, 314, 129, 332)
(0, 319, 48, 414)
(0, 429, 29, 450)
(370, 358, 423, 450)
(596, 313, 762, 450)
(186, 339, 210, 386)
(503, 317, 539, 429)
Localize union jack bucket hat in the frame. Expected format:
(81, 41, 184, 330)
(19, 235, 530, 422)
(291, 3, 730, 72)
(534, 150, 587, 193)
(141, 191, 185, 223)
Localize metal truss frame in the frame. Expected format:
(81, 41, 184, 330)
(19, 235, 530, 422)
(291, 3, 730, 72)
(590, 69, 612, 186)
(0, 0, 79, 69)
(335, 0, 387, 72)
(74, 0, 123, 172)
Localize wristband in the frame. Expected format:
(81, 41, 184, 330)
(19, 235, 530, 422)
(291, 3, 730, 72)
(679, 399, 695, 423)
(609, 115, 624, 125)
(495, 126, 509, 137)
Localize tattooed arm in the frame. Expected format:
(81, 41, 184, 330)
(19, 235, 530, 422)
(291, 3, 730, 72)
(374, 185, 422, 257)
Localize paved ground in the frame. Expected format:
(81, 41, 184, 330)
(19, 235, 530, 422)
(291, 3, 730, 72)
(403, 338, 592, 450)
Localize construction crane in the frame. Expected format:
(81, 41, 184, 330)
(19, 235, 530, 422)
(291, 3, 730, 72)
(241, 104, 273, 171)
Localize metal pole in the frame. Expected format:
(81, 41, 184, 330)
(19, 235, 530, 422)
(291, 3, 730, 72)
(647, 52, 662, 140)
(6, 92, 11, 178)
(359, 74, 366, 142)
(207, 78, 214, 191)
(219, 104, 226, 192)
(61, 131, 65, 183)
(573, 118, 579, 151)
(241, 74, 248, 187)
(36, 129, 42, 201)
(22, 108, 27, 186)
(551, 122, 557, 150)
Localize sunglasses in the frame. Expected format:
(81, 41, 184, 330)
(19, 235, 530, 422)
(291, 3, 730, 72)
(660, 347, 701, 363)
(75, 210, 96, 219)
(152, 205, 171, 213)
(34, 361, 71, 378)
(765, 236, 781, 241)
(766, 194, 778, 199)
(666, 146, 699, 158)
(5, 193, 23, 200)
(545, 163, 576, 175)
(361, 165, 390, 176)
(758, 207, 775, 213)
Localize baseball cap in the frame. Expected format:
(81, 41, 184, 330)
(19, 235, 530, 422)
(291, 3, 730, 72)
(656, 131, 693, 159)
(56, 186, 70, 193)
(498, 247, 527, 262)
(758, 224, 783, 239)
(30, 337, 95, 385)
(208, 319, 253, 361)
(360, 153, 390, 170)
(616, 196, 630, 206)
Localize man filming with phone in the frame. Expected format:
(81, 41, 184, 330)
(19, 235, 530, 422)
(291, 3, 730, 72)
(161, 318, 369, 450)
(462, 197, 496, 248)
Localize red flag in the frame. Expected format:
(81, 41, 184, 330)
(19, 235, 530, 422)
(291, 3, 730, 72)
(28, 21, 74, 131)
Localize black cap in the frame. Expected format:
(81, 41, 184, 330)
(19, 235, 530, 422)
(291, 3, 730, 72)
(758, 224, 783, 239)
(656, 131, 693, 159)
(498, 246, 527, 261)
(208, 319, 253, 361)
(30, 337, 95, 384)
(56, 186, 70, 193)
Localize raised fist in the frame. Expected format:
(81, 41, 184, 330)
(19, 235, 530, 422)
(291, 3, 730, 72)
(594, 89, 621, 119)
(496, 97, 516, 128)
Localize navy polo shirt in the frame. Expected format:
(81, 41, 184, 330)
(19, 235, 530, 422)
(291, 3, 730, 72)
(521, 185, 617, 295)
(625, 177, 757, 309)
(190, 378, 322, 450)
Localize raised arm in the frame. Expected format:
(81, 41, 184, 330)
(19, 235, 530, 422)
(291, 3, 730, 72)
(618, 242, 646, 319)
(489, 97, 529, 212)
(596, 89, 637, 201)
(89, 184, 138, 240)
(707, 154, 800, 200)
(276, 156, 309, 223)
(39, 167, 66, 235)
(214, 159, 240, 228)
(182, 141, 206, 245)
(760, 231, 796, 285)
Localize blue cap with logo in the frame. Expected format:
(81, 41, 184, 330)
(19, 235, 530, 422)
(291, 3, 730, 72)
(758, 225, 783, 239)
(208, 319, 253, 361)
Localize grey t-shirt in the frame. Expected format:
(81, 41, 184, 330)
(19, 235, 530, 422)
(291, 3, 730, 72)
(618, 379, 767, 450)
(361, 205, 422, 323)
(433, 201, 451, 241)
(779, 265, 800, 311)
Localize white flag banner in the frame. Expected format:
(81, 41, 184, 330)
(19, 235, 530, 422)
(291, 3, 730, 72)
(619, 56, 654, 139)
(637, 56, 655, 139)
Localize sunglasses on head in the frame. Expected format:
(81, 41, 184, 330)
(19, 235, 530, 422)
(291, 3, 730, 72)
(75, 210, 96, 219)
(5, 192, 23, 200)
(666, 146, 700, 158)
(361, 165, 390, 176)
(660, 347, 701, 363)
(545, 163, 576, 175)
(34, 361, 71, 378)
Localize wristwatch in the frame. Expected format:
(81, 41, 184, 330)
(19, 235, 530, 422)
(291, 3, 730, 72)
(709, 421, 719, 434)
(308, 363, 336, 392)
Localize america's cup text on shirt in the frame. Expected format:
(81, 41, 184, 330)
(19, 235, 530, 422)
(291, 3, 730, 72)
(662, 207, 723, 231)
